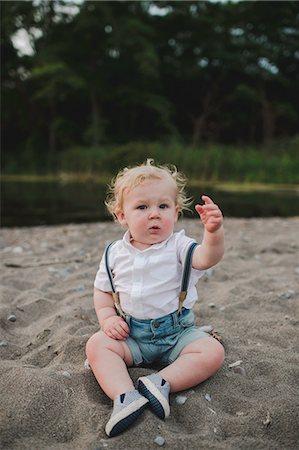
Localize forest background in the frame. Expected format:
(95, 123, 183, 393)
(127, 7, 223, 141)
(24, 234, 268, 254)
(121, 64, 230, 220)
(2, 0, 299, 185)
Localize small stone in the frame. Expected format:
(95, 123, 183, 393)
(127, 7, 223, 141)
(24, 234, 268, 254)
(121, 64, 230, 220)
(13, 246, 23, 253)
(199, 325, 213, 333)
(294, 267, 299, 275)
(262, 411, 272, 427)
(48, 267, 70, 278)
(154, 436, 165, 446)
(233, 366, 247, 376)
(62, 371, 72, 379)
(206, 268, 214, 278)
(47, 371, 56, 378)
(279, 289, 295, 300)
(0, 340, 8, 347)
(175, 395, 187, 405)
(7, 313, 17, 322)
(75, 285, 86, 292)
(228, 360, 242, 368)
(205, 393, 212, 402)
(84, 358, 91, 370)
(208, 303, 216, 308)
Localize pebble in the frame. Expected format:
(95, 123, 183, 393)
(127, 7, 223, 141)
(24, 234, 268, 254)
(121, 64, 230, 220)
(97, 439, 109, 448)
(205, 268, 214, 278)
(228, 360, 242, 368)
(199, 325, 213, 333)
(208, 303, 216, 308)
(47, 371, 56, 378)
(280, 290, 295, 300)
(295, 267, 299, 275)
(48, 267, 70, 278)
(13, 246, 23, 254)
(205, 393, 212, 402)
(84, 358, 91, 370)
(233, 366, 247, 376)
(7, 313, 17, 322)
(262, 411, 272, 427)
(75, 285, 86, 292)
(62, 371, 72, 379)
(0, 340, 8, 347)
(154, 436, 165, 446)
(175, 394, 187, 405)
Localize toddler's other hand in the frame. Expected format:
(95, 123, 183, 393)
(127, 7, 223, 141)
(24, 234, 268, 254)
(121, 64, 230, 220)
(102, 315, 129, 340)
(195, 195, 223, 233)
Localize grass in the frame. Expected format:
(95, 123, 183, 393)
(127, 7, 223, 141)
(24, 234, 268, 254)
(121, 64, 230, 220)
(2, 137, 299, 185)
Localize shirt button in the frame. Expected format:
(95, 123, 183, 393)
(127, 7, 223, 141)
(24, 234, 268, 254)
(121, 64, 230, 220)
(153, 322, 160, 328)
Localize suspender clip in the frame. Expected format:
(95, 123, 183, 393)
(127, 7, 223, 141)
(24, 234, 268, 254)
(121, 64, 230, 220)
(177, 291, 187, 315)
(112, 292, 126, 319)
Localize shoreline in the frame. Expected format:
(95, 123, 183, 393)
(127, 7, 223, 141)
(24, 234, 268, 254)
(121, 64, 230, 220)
(2, 173, 299, 192)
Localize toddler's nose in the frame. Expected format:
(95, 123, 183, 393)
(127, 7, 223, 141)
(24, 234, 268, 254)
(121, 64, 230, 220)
(149, 207, 160, 219)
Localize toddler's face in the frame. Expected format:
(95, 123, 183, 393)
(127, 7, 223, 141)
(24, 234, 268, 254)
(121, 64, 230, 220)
(116, 178, 179, 250)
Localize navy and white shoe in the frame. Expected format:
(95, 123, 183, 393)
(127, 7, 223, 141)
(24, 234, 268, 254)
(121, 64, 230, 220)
(137, 373, 170, 419)
(105, 390, 148, 437)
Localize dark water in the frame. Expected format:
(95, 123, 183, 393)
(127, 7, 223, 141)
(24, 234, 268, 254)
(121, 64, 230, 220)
(1, 180, 299, 227)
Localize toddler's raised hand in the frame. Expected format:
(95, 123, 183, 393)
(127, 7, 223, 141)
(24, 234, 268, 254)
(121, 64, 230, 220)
(195, 195, 223, 233)
(102, 315, 129, 340)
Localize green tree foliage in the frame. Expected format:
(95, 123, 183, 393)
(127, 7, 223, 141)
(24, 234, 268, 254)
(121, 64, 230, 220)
(1, 0, 299, 171)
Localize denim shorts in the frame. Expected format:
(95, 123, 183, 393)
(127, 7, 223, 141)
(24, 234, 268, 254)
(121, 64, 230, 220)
(125, 308, 212, 367)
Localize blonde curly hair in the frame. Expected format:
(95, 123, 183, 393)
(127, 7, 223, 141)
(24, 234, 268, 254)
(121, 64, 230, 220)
(105, 159, 191, 220)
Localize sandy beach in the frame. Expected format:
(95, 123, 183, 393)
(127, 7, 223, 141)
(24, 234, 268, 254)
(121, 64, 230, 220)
(0, 217, 298, 450)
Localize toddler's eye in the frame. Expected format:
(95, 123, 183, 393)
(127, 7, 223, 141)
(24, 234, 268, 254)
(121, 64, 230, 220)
(159, 204, 168, 209)
(137, 205, 147, 210)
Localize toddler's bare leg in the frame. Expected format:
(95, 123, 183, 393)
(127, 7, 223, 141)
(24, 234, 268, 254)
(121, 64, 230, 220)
(159, 337, 224, 392)
(86, 331, 134, 399)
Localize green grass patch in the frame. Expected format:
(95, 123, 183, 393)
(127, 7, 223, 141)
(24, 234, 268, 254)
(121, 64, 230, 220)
(3, 137, 299, 185)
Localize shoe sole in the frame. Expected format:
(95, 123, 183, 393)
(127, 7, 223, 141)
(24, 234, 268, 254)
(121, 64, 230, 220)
(105, 397, 148, 437)
(138, 377, 170, 419)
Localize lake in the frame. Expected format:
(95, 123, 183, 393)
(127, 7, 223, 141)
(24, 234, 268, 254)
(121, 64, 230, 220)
(1, 180, 299, 227)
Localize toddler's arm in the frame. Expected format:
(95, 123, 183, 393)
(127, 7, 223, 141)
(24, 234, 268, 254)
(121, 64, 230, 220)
(94, 287, 129, 340)
(192, 195, 224, 270)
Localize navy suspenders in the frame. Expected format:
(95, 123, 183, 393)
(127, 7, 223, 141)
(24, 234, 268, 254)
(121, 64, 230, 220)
(178, 241, 198, 315)
(104, 240, 198, 318)
(104, 241, 124, 318)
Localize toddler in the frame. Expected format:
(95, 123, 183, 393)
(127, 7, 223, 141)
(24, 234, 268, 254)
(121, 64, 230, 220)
(86, 159, 225, 437)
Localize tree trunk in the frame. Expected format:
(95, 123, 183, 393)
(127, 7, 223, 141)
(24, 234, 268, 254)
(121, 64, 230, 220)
(260, 89, 275, 148)
(90, 88, 100, 147)
(48, 101, 56, 162)
(191, 90, 214, 147)
(191, 115, 206, 147)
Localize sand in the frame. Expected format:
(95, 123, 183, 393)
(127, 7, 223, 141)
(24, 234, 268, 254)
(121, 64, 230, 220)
(0, 217, 298, 450)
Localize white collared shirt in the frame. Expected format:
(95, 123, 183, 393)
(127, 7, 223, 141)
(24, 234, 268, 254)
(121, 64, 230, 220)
(94, 229, 205, 319)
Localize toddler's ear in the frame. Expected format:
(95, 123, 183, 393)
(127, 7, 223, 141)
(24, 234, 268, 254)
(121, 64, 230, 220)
(115, 208, 127, 226)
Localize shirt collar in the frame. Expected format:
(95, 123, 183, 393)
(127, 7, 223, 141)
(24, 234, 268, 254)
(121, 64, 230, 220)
(123, 229, 173, 252)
